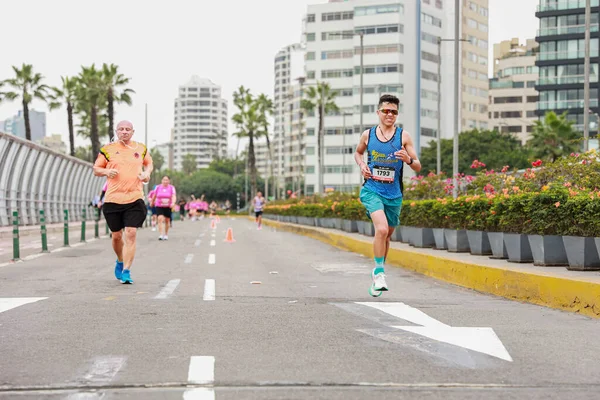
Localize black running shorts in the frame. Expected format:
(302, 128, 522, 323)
(156, 207, 172, 219)
(102, 199, 147, 232)
(255, 210, 263, 218)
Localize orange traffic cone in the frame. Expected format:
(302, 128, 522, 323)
(210, 219, 216, 229)
(224, 227, 235, 243)
(216, 215, 221, 223)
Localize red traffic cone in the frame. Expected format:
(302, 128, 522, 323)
(224, 227, 235, 243)
(210, 219, 216, 229)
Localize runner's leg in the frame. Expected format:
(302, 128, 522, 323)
(123, 227, 138, 271)
(112, 230, 124, 262)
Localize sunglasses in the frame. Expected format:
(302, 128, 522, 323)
(379, 109, 398, 116)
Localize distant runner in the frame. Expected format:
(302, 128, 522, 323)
(252, 191, 266, 230)
(150, 176, 177, 241)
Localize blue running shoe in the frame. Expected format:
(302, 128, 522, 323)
(120, 269, 133, 284)
(115, 260, 124, 280)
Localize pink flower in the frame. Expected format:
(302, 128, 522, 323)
(501, 165, 509, 173)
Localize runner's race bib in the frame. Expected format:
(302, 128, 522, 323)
(160, 198, 170, 206)
(372, 166, 394, 184)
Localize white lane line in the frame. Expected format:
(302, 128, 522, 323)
(185, 254, 194, 264)
(203, 279, 215, 301)
(72, 243, 84, 247)
(195, 239, 201, 247)
(208, 254, 215, 264)
(184, 388, 215, 400)
(211, 233, 215, 238)
(154, 279, 181, 299)
(67, 392, 105, 400)
(81, 356, 126, 383)
(199, 233, 205, 237)
(210, 240, 215, 247)
(0, 297, 47, 314)
(187, 356, 215, 384)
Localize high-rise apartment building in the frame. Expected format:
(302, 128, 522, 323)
(489, 38, 540, 143)
(172, 76, 228, 171)
(535, 0, 599, 134)
(302, 0, 457, 194)
(0, 109, 46, 142)
(461, 0, 490, 131)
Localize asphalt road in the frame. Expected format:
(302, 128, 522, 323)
(0, 216, 599, 400)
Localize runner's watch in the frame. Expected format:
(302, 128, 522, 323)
(408, 157, 414, 165)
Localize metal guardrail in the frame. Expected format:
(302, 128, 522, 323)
(0, 131, 104, 227)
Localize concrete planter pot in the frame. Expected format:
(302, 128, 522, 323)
(391, 228, 402, 242)
(432, 228, 447, 250)
(357, 221, 366, 235)
(297, 216, 314, 226)
(412, 227, 435, 248)
(563, 236, 600, 271)
(466, 230, 492, 256)
(399, 226, 411, 244)
(444, 229, 470, 252)
(342, 220, 358, 233)
(487, 232, 508, 259)
(363, 222, 375, 237)
(324, 218, 336, 229)
(316, 218, 325, 227)
(332, 218, 343, 230)
(504, 233, 533, 263)
(527, 235, 568, 266)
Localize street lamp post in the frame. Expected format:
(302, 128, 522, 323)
(453, 0, 460, 199)
(342, 112, 352, 191)
(583, 0, 592, 151)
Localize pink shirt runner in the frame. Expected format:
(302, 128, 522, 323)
(154, 184, 176, 208)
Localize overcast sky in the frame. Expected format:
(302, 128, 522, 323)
(0, 0, 538, 153)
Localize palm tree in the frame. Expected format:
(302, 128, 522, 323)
(0, 64, 56, 141)
(300, 81, 339, 194)
(102, 63, 135, 142)
(232, 86, 262, 196)
(76, 65, 105, 157)
(52, 76, 78, 156)
(527, 111, 581, 162)
(256, 94, 275, 198)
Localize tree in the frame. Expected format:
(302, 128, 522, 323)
(52, 76, 78, 156)
(301, 81, 339, 193)
(256, 93, 275, 198)
(182, 153, 197, 175)
(208, 157, 246, 177)
(102, 63, 134, 142)
(180, 170, 238, 202)
(148, 148, 165, 188)
(76, 65, 105, 157)
(232, 86, 263, 196)
(74, 145, 93, 163)
(0, 64, 57, 141)
(526, 111, 581, 163)
(419, 129, 532, 174)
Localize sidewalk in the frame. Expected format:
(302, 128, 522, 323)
(260, 218, 600, 319)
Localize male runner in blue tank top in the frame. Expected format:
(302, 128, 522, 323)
(354, 94, 421, 295)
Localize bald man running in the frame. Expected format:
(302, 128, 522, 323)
(93, 120, 153, 284)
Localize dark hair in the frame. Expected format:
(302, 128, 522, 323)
(378, 94, 400, 108)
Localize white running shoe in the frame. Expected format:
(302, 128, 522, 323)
(372, 269, 388, 291)
(163, 235, 168, 240)
(152, 227, 156, 232)
(158, 235, 164, 241)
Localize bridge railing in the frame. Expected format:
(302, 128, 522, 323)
(0, 131, 104, 227)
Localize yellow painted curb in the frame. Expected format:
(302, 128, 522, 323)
(258, 217, 600, 319)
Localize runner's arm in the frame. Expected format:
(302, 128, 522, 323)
(354, 130, 371, 178)
(140, 151, 154, 182)
(399, 131, 422, 173)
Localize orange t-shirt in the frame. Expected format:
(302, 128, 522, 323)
(94, 141, 153, 205)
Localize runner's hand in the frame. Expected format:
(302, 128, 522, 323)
(106, 169, 119, 178)
(394, 147, 410, 163)
(138, 172, 150, 183)
(360, 163, 371, 179)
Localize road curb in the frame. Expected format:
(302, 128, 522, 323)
(259, 218, 600, 319)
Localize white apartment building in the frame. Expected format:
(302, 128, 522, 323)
(302, 0, 455, 195)
(172, 76, 228, 171)
(489, 39, 539, 144)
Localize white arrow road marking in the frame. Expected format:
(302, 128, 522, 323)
(81, 356, 127, 383)
(185, 254, 194, 264)
(208, 254, 215, 264)
(210, 240, 215, 247)
(195, 239, 201, 247)
(154, 279, 181, 299)
(0, 297, 47, 314)
(356, 302, 512, 362)
(203, 279, 215, 301)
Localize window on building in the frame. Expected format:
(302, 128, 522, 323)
(306, 14, 315, 23)
(357, 43, 403, 54)
(306, 147, 315, 155)
(422, 13, 442, 27)
(355, 24, 403, 35)
(355, 4, 403, 16)
(306, 32, 315, 41)
(422, 51, 440, 63)
(322, 30, 355, 40)
(494, 96, 523, 104)
(421, 127, 437, 137)
(307, 128, 315, 136)
(422, 71, 438, 81)
(526, 110, 536, 118)
(306, 166, 315, 174)
(355, 64, 403, 74)
(322, 11, 353, 21)
(322, 69, 353, 78)
(321, 49, 354, 60)
(307, 71, 315, 79)
(422, 32, 438, 44)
